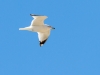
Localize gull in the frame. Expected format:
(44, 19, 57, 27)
(19, 14, 55, 46)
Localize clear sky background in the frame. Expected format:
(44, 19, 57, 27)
(0, 0, 100, 75)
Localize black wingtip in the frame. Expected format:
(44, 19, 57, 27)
(30, 14, 34, 16)
(30, 14, 32, 16)
(39, 39, 48, 46)
(40, 43, 43, 47)
(30, 14, 45, 16)
(30, 14, 41, 16)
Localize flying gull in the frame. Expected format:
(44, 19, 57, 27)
(19, 14, 55, 46)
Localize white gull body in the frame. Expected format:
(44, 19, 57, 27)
(19, 14, 55, 46)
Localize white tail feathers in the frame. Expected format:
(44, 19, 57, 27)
(19, 28, 25, 30)
(19, 27, 32, 32)
(19, 28, 29, 30)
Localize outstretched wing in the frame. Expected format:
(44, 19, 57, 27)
(37, 31, 50, 46)
(30, 14, 48, 26)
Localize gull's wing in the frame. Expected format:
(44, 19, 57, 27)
(37, 31, 50, 46)
(30, 14, 48, 26)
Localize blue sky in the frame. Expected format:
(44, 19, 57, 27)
(0, 0, 100, 75)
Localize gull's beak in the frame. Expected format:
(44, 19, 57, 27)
(52, 27, 55, 29)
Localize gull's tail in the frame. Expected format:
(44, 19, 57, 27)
(19, 27, 31, 30)
(19, 27, 32, 32)
(19, 28, 28, 30)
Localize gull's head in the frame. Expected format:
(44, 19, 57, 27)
(46, 24, 55, 30)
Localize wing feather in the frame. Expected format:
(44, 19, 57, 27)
(37, 31, 50, 46)
(30, 14, 48, 26)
